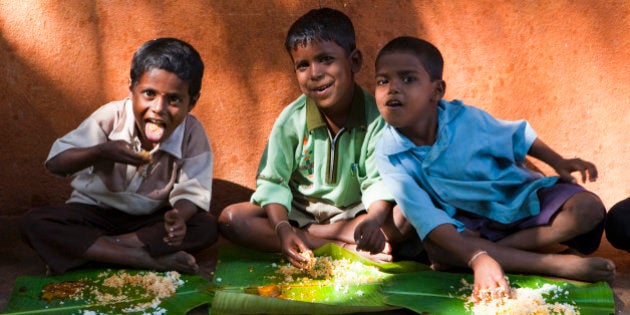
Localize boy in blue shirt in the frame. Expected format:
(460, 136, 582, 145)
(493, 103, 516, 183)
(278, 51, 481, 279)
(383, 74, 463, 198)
(20, 38, 217, 275)
(373, 36, 615, 300)
(218, 8, 414, 268)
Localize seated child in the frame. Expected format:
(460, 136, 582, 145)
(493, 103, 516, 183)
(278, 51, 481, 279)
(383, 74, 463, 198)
(218, 8, 414, 268)
(606, 198, 630, 252)
(372, 36, 615, 300)
(20, 38, 217, 275)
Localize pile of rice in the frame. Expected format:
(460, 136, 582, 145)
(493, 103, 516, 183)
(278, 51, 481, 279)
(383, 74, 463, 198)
(460, 279, 580, 315)
(272, 255, 382, 286)
(41, 270, 183, 314)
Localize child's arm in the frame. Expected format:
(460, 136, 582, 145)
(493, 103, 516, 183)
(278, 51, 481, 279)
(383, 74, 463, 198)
(428, 224, 510, 301)
(163, 199, 200, 246)
(353, 200, 391, 254)
(46, 140, 150, 176)
(527, 138, 598, 183)
(264, 203, 312, 269)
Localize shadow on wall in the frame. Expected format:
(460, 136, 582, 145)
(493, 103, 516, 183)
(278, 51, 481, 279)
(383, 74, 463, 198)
(0, 1, 424, 216)
(0, 35, 79, 214)
(210, 179, 254, 217)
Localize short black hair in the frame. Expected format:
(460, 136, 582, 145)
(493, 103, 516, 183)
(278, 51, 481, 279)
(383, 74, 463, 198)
(376, 36, 444, 81)
(284, 7, 356, 55)
(130, 38, 204, 100)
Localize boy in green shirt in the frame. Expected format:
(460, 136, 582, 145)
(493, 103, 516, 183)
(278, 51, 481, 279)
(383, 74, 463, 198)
(218, 7, 413, 268)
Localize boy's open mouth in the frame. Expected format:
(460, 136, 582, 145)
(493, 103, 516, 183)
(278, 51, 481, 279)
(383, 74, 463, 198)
(385, 99, 403, 107)
(312, 83, 332, 93)
(145, 119, 165, 142)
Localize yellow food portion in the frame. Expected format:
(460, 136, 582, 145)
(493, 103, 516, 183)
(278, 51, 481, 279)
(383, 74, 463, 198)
(138, 149, 153, 163)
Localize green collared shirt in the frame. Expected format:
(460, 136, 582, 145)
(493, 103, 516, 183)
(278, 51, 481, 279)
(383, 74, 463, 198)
(251, 85, 392, 213)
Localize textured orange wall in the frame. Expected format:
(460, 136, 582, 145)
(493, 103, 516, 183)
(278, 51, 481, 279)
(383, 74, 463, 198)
(1, 1, 629, 215)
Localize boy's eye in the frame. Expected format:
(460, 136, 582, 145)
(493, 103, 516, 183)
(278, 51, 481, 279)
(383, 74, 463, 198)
(375, 78, 388, 86)
(143, 90, 156, 98)
(295, 62, 309, 71)
(402, 76, 416, 83)
(319, 56, 334, 63)
(168, 95, 183, 105)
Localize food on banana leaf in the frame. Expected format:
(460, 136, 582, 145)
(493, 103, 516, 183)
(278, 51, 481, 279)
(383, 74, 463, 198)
(40, 270, 183, 314)
(41, 280, 86, 301)
(249, 255, 384, 300)
(459, 278, 580, 314)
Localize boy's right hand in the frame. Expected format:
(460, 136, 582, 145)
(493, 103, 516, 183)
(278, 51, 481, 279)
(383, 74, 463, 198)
(277, 227, 312, 269)
(470, 253, 510, 302)
(99, 140, 151, 166)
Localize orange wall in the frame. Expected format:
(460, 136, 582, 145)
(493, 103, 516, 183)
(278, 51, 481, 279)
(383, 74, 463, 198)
(1, 1, 629, 215)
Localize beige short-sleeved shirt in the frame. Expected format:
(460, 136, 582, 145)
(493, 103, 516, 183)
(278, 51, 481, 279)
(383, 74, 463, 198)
(47, 99, 213, 215)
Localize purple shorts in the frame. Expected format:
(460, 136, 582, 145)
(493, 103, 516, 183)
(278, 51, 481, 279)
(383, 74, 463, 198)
(454, 183, 604, 254)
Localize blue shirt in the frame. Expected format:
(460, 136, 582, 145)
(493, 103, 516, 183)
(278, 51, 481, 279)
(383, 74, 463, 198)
(376, 99, 558, 239)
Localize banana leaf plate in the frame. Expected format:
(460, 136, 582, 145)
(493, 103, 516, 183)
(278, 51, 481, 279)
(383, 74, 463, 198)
(211, 244, 428, 314)
(3, 268, 213, 315)
(382, 270, 615, 315)
(211, 244, 615, 315)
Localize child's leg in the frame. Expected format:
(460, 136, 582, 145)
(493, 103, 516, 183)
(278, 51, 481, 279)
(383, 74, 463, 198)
(424, 232, 615, 283)
(218, 202, 395, 262)
(134, 210, 218, 256)
(81, 208, 207, 274)
(84, 236, 199, 274)
(21, 203, 204, 274)
(218, 202, 348, 251)
(20, 203, 109, 274)
(218, 202, 282, 251)
(498, 192, 605, 253)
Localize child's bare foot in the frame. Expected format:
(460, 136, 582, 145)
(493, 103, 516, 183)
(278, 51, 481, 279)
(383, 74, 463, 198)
(546, 254, 615, 284)
(341, 243, 393, 263)
(153, 251, 199, 274)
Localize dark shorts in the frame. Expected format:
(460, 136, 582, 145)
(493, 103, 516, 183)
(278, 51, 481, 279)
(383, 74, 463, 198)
(454, 183, 604, 254)
(20, 203, 218, 274)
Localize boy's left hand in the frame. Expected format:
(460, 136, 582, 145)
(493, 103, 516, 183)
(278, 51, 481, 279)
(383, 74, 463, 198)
(556, 157, 598, 183)
(164, 209, 186, 246)
(354, 218, 387, 254)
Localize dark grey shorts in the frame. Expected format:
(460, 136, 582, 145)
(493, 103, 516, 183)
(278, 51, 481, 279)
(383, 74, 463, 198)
(454, 183, 604, 254)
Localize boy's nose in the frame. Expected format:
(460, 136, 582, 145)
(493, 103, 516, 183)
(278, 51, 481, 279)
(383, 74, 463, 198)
(388, 81, 400, 94)
(309, 64, 324, 80)
(151, 97, 168, 113)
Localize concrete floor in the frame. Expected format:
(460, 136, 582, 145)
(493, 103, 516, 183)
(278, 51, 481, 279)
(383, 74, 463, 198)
(1, 215, 628, 314)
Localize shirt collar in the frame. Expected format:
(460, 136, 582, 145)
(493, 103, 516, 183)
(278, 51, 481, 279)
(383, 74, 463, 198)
(305, 83, 367, 132)
(380, 100, 458, 155)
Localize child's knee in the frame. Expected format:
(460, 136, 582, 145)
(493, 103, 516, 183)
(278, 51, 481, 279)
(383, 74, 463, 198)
(566, 193, 606, 230)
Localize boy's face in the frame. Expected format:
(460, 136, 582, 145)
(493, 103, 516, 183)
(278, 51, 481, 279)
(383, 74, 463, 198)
(375, 51, 444, 132)
(130, 68, 195, 145)
(290, 40, 361, 110)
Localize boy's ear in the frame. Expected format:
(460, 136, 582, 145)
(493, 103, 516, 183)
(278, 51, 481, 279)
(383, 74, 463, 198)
(349, 49, 363, 73)
(432, 79, 446, 102)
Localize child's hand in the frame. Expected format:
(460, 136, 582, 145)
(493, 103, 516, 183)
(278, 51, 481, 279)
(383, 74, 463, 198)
(555, 157, 598, 183)
(277, 227, 311, 269)
(354, 218, 387, 254)
(163, 209, 186, 246)
(99, 140, 150, 166)
(470, 252, 510, 302)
